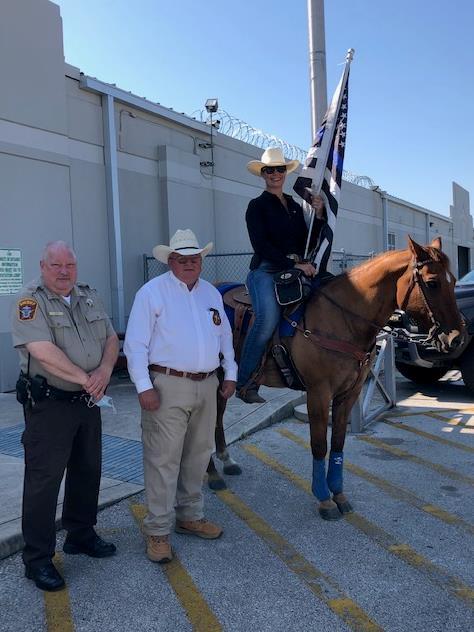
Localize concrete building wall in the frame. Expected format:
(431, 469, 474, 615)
(0, 0, 473, 390)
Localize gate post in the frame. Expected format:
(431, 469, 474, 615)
(349, 397, 363, 433)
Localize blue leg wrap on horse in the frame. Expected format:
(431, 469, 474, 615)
(312, 458, 331, 501)
(327, 451, 344, 495)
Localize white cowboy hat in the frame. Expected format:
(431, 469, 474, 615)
(152, 229, 213, 264)
(247, 147, 299, 177)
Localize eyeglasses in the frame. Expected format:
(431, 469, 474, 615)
(169, 255, 202, 265)
(261, 166, 287, 175)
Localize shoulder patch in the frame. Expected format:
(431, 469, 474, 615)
(18, 298, 38, 321)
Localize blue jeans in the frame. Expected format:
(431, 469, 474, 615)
(237, 262, 281, 389)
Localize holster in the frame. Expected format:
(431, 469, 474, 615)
(29, 375, 48, 403)
(15, 372, 31, 405)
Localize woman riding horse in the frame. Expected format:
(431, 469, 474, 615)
(210, 237, 463, 521)
(236, 147, 325, 403)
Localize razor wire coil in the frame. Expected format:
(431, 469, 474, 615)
(191, 109, 374, 188)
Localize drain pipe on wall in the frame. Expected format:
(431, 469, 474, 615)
(102, 94, 126, 333)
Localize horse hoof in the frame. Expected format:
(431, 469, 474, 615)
(318, 503, 342, 521)
(223, 463, 242, 476)
(208, 477, 227, 491)
(333, 494, 354, 515)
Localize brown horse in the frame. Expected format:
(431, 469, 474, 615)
(208, 237, 463, 520)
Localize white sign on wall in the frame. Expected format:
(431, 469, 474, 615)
(0, 249, 23, 295)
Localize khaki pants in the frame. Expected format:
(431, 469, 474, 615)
(141, 371, 218, 536)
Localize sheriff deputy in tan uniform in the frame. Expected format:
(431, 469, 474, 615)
(11, 241, 119, 592)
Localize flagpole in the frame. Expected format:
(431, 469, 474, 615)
(303, 48, 355, 260)
(307, 0, 328, 137)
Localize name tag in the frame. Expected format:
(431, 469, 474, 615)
(49, 311, 64, 316)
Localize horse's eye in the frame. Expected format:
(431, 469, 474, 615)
(426, 280, 439, 289)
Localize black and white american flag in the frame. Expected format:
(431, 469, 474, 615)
(293, 55, 352, 272)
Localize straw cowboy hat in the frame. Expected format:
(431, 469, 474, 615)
(247, 147, 299, 177)
(152, 229, 213, 264)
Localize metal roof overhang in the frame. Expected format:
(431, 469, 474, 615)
(79, 75, 210, 135)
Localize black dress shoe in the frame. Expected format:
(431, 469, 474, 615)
(63, 533, 116, 558)
(25, 563, 65, 592)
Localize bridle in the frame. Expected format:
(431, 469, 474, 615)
(284, 255, 447, 365)
(397, 257, 444, 345)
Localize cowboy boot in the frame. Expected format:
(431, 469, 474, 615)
(236, 384, 266, 404)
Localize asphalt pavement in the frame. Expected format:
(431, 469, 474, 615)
(0, 373, 473, 631)
(0, 374, 305, 560)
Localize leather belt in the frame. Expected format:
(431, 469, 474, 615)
(148, 364, 216, 382)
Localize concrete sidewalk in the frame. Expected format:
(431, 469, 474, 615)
(0, 375, 305, 560)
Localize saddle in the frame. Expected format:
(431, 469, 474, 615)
(220, 283, 306, 390)
(221, 284, 254, 363)
(220, 272, 337, 391)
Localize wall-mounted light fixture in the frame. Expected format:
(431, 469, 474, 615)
(202, 98, 219, 172)
(205, 98, 218, 113)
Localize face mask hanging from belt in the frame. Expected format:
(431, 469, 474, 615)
(88, 395, 117, 413)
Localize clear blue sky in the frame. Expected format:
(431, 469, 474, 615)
(55, 0, 473, 217)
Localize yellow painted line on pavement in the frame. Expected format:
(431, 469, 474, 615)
(277, 428, 474, 537)
(426, 411, 470, 426)
(358, 435, 474, 487)
(453, 406, 474, 414)
(383, 409, 456, 418)
(216, 488, 381, 632)
(130, 504, 222, 632)
(243, 442, 474, 607)
(381, 419, 474, 454)
(44, 553, 74, 632)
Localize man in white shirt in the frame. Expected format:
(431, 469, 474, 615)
(124, 230, 237, 563)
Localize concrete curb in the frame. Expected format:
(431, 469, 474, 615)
(0, 391, 305, 560)
(0, 481, 143, 561)
(226, 391, 307, 445)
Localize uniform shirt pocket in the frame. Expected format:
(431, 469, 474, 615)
(85, 309, 108, 342)
(49, 315, 73, 349)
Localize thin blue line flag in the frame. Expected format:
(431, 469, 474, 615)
(293, 49, 354, 272)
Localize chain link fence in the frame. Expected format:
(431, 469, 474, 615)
(331, 250, 374, 273)
(144, 253, 253, 285)
(144, 250, 375, 284)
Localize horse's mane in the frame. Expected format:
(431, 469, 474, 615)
(320, 245, 450, 291)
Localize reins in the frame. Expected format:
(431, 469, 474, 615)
(285, 254, 445, 365)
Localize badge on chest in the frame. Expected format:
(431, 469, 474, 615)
(209, 308, 221, 326)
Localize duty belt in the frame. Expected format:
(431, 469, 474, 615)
(149, 364, 216, 382)
(46, 385, 90, 404)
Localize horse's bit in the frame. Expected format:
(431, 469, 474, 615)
(288, 255, 447, 361)
(396, 257, 445, 346)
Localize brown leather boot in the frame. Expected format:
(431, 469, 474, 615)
(175, 518, 223, 539)
(146, 535, 172, 563)
(236, 387, 266, 404)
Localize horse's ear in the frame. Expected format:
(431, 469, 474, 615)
(407, 235, 425, 259)
(430, 236, 442, 251)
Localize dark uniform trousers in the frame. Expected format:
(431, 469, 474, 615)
(21, 398, 101, 569)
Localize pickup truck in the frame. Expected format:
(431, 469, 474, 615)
(393, 276, 474, 393)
